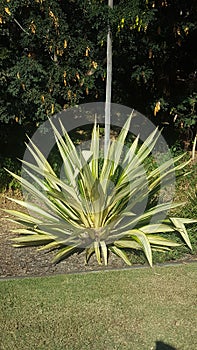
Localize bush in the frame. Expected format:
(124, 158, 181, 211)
(0, 157, 21, 192)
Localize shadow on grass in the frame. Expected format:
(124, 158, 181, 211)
(156, 341, 177, 350)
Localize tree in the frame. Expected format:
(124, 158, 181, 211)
(111, 0, 197, 149)
(0, 1, 109, 125)
(0, 0, 196, 153)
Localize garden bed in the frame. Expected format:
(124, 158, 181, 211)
(0, 190, 196, 279)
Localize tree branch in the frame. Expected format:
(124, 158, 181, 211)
(13, 18, 30, 36)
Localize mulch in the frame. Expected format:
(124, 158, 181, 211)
(0, 191, 196, 279)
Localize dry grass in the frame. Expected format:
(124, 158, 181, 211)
(0, 263, 196, 350)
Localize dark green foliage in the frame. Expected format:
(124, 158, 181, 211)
(0, 157, 21, 191)
(171, 93, 197, 150)
(0, 0, 108, 126)
(1, 1, 196, 127)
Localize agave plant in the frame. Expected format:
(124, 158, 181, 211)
(4, 114, 196, 266)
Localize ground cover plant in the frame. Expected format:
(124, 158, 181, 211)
(0, 263, 196, 350)
(4, 115, 196, 267)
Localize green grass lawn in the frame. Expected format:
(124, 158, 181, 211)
(0, 263, 196, 350)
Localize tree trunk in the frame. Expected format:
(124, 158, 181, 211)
(104, 0, 113, 157)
